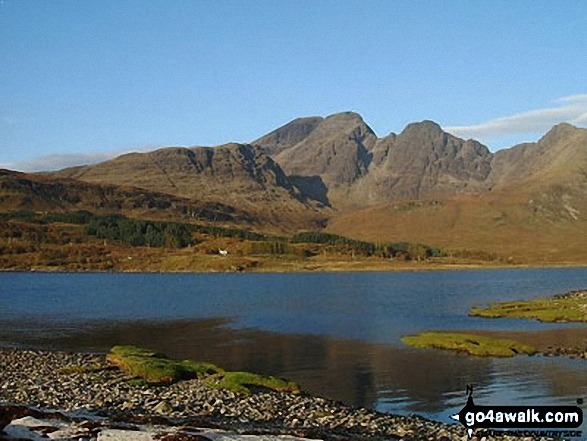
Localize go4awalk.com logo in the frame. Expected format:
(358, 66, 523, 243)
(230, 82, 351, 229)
(451, 386, 583, 438)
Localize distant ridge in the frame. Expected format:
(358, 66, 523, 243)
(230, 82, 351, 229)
(3, 113, 587, 262)
(0, 169, 252, 224)
(52, 142, 329, 230)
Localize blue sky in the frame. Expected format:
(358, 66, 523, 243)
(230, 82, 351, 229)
(1, 0, 587, 171)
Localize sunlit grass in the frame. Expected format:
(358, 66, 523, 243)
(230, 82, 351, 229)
(470, 292, 587, 323)
(106, 345, 300, 394)
(401, 332, 536, 357)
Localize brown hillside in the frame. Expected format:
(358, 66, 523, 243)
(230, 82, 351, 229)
(0, 169, 252, 224)
(252, 116, 323, 156)
(271, 112, 377, 204)
(254, 115, 587, 263)
(326, 192, 587, 264)
(53, 143, 329, 231)
(348, 121, 493, 205)
(11, 114, 587, 263)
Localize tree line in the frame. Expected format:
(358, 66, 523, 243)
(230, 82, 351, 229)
(0, 210, 443, 259)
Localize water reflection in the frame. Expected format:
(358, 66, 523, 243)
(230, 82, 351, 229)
(0, 318, 527, 415)
(3, 268, 587, 433)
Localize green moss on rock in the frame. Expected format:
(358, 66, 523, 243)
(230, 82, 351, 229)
(207, 371, 300, 395)
(107, 345, 222, 385)
(106, 345, 300, 394)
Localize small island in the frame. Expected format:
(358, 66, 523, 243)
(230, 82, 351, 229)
(401, 332, 536, 357)
(470, 290, 587, 323)
(402, 289, 587, 360)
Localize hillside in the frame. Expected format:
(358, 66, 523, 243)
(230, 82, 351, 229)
(270, 112, 377, 202)
(52, 143, 329, 231)
(3, 114, 587, 265)
(325, 123, 587, 263)
(255, 115, 587, 209)
(0, 169, 251, 224)
(251, 115, 587, 263)
(0, 210, 463, 272)
(348, 121, 493, 204)
(254, 115, 495, 206)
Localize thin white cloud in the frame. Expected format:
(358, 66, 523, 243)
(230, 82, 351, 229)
(4, 153, 116, 173)
(2, 145, 162, 173)
(558, 94, 587, 104)
(572, 113, 587, 125)
(444, 93, 587, 140)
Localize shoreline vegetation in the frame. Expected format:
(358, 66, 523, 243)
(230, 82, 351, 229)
(0, 347, 545, 441)
(470, 290, 587, 323)
(401, 332, 537, 357)
(402, 289, 587, 359)
(106, 345, 300, 394)
(2, 210, 582, 274)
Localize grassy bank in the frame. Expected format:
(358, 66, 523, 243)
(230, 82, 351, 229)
(106, 345, 300, 394)
(404, 289, 587, 359)
(401, 332, 536, 357)
(470, 290, 587, 323)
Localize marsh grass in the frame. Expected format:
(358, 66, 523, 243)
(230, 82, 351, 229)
(470, 293, 587, 323)
(206, 371, 300, 395)
(401, 332, 536, 357)
(106, 345, 300, 394)
(106, 345, 223, 385)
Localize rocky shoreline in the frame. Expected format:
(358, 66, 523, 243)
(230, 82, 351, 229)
(0, 349, 554, 440)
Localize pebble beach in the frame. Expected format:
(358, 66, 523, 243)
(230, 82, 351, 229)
(0, 349, 558, 440)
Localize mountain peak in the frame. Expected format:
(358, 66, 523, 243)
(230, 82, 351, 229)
(539, 122, 580, 145)
(320, 111, 376, 137)
(324, 111, 364, 122)
(252, 116, 323, 156)
(401, 120, 443, 135)
(552, 121, 577, 130)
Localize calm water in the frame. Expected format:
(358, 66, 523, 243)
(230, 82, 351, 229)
(1, 268, 587, 430)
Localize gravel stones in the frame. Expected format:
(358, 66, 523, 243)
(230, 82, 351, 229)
(0, 349, 554, 440)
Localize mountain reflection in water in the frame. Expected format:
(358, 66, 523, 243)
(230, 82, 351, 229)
(3, 268, 587, 430)
(4, 317, 585, 421)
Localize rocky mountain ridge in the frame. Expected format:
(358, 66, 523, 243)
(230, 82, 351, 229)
(253, 114, 587, 207)
(52, 142, 329, 230)
(3, 113, 587, 261)
(48, 113, 587, 213)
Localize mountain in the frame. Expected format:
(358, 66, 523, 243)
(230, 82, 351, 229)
(252, 117, 323, 156)
(256, 112, 378, 204)
(251, 114, 587, 262)
(54, 114, 502, 211)
(5, 113, 586, 263)
(490, 123, 587, 189)
(258, 115, 587, 212)
(254, 114, 494, 206)
(56, 143, 295, 202)
(349, 121, 493, 204)
(53, 143, 329, 230)
(487, 122, 587, 225)
(325, 123, 587, 263)
(0, 169, 251, 223)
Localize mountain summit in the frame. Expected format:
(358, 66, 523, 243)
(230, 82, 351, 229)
(52, 113, 586, 214)
(349, 120, 493, 203)
(8, 113, 586, 262)
(267, 112, 377, 194)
